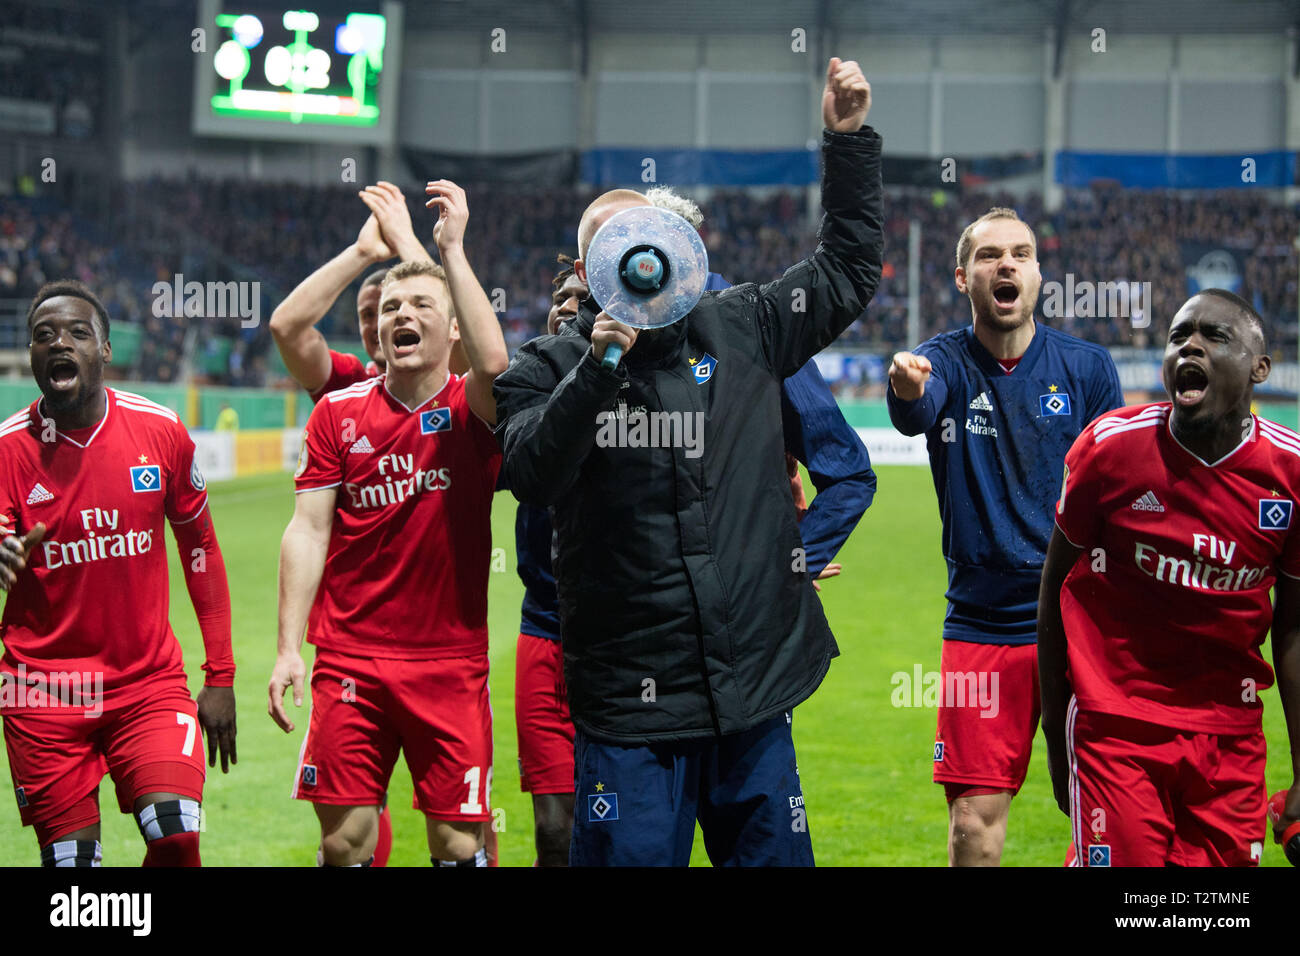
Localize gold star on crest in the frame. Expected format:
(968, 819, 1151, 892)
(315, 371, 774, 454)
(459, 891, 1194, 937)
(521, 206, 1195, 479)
(1049, 384, 1059, 392)
(688, 358, 698, 366)
(138, 454, 149, 464)
(595, 782, 605, 792)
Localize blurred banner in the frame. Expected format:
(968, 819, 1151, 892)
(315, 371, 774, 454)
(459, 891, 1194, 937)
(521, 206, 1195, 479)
(1107, 348, 1298, 397)
(883, 152, 1043, 189)
(582, 148, 816, 187)
(192, 428, 303, 479)
(855, 428, 929, 465)
(192, 432, 236, 483)
(1056, 151, 1297, 189)
(491, 148, 1051, 188)
(403, 148, 579, 185)
(1179, 242, 1244, 295)
(0, 97, 56, 134)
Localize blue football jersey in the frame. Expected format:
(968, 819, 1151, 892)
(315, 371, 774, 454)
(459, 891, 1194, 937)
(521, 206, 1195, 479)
(887, 323, 1123, 643)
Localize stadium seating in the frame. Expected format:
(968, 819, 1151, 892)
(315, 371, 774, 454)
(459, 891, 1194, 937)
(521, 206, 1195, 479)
(4, 181, 1295, 390)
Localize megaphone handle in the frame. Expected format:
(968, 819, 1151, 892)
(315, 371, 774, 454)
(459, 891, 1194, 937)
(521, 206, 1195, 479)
(601, 343, 624, 369)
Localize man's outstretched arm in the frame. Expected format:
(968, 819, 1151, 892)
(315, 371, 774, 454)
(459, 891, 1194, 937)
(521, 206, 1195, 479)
(757, 57, 883, 379)
(426, 179, 509, 425)
(887, 350, 949, 436)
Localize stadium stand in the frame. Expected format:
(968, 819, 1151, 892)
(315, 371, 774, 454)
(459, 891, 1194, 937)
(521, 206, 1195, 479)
(88, 181, 1300, 386)
(1, 181, 1294, 390)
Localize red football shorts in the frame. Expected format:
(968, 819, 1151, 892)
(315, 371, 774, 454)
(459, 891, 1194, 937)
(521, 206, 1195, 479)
(932, 640, 1039, 794)
(514, 632, 574, 794)
(4, 677, 205, 845)
(293, 650, 493, 822)
(1067, 699, 1266, 867)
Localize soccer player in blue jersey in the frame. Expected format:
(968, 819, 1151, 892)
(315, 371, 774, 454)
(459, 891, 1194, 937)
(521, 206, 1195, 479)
(514, 201, 877, 864)
(887, 207, 1123, 866)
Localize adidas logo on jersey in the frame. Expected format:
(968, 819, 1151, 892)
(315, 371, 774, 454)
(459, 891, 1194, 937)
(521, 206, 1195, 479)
(969, 392, 993, 411)
(26, 483, 54, 505)
(1131, 491, 1165, 513)
(349, 436, 375, 454)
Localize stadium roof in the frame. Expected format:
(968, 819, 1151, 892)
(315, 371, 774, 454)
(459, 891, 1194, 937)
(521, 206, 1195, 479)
(396, 0, 1300, 36)
(75, 0, 1300, 37)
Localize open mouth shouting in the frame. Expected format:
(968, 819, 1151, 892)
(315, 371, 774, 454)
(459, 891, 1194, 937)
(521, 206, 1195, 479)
(391, 325, 422, 359)
(991, 279, 1020, 312)
(1173, 360, 1209, 408)
(45, 355, 80, 393)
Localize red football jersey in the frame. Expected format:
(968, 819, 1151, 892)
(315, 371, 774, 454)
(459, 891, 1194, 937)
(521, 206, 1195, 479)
(294, 373, 500, 659)
(1056, 403, 1300, 734)
(0, 388, 210, 710)
(309, 349, 378, 404)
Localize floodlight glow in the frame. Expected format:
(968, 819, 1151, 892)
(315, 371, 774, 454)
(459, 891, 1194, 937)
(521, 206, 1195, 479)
(346, 13, 386, 65)
(303, 48, 331, 88)
(283, 10, 319, 32)
(264, 45, 291, 86)
(335, 23, 364, 55)
(232, 14, 263, 47)
(214, 40, 251, 80)
(230, 88, 363, 117)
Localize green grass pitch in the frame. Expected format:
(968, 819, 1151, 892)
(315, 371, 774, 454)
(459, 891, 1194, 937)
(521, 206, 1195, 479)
(0, 466, 1293, 866)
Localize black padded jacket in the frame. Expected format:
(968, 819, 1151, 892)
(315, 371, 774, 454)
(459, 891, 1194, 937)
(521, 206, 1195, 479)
(493, 125, 884, 743)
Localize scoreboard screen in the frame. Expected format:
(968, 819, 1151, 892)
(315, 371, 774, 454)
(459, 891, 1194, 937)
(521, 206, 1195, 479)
(192, 0, 401, 144)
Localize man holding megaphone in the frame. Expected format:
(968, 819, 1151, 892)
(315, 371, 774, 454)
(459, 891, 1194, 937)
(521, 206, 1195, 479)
(494, 57, 882, 866)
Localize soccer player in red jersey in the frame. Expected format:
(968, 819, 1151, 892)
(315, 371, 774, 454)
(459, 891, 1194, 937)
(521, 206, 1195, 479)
(268, 181, 508, 867)
(270, 181, 454, 865)
(0, 280, 236, 867)
(1040, 289, 1300, 866)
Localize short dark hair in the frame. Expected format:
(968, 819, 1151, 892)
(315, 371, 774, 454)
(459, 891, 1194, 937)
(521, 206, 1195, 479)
(1193, 287, 1267, 352)
(26, 280, 110, 341)
(361, 269, 387, 290)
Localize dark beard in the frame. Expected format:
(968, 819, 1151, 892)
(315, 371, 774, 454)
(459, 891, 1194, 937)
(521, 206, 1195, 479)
(976, 296, 1032, 331)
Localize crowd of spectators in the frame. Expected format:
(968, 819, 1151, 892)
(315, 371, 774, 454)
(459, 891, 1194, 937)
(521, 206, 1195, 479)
(0, 198, 226, 383)
(1045, 186, 1296, 352)
(119, 176, 1298, 358)
(0, 199, 145, 326)
(4, 180, 1296, 390)
(116, 177, 593, 358)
